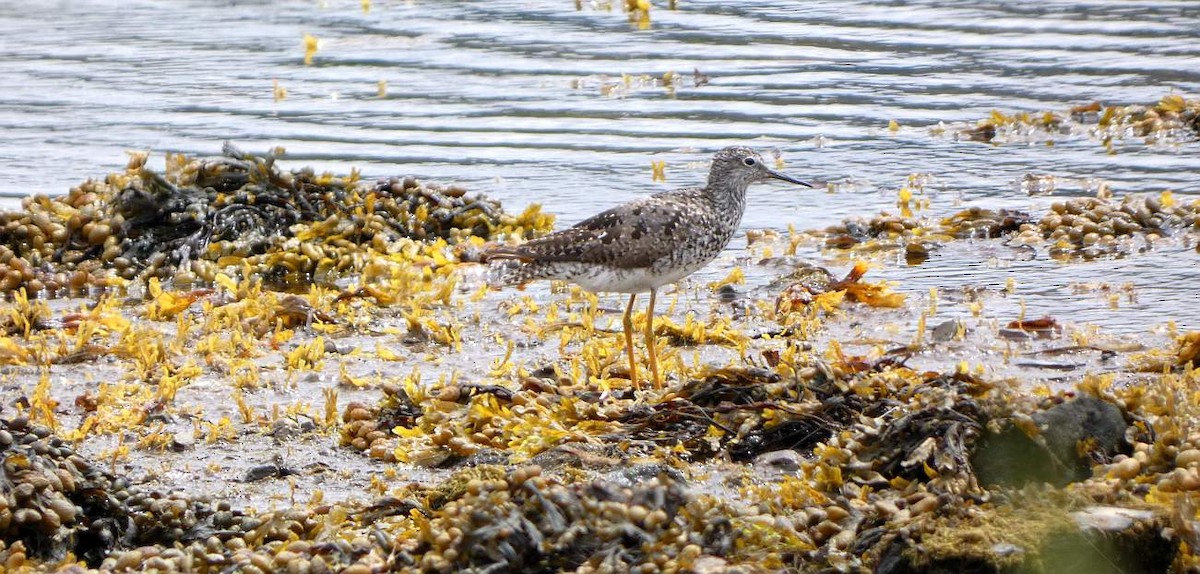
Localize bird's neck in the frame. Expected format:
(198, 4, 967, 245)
(703, 179, 749, 216)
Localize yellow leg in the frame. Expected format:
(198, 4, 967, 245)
(645, 288, 661, 389)
(623, 293, 639, 390)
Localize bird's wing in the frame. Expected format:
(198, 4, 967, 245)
(488, 226, 605, 263)
(500, 190, 704, 269)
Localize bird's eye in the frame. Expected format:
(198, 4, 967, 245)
(742, 157, 757, 166)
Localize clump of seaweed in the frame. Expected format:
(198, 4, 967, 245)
(0, 144, 553, 297)
(940, 93, 1200, 148)
(1029, 193, 1199, 258)
(0, 415, 220, 567)
(820, 191, 1199, 262)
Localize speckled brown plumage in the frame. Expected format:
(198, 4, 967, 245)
(491, 189, 707, 269)
(487, 145, 811, 390)
(488, 146, 811, 293)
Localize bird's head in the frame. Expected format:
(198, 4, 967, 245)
(708, 146, 813, 190)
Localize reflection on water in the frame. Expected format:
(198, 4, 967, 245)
(0, 0, 1197, 329)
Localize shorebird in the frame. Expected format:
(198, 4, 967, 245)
(488, 146, 812, 389)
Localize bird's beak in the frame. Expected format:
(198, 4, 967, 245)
(767, 169, 813, 188)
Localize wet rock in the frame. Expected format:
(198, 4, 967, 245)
(715, 283, 741, 304)
(753, 449, 804, 473)
(972, 396, 1127, 487)
(269, 418, 300, 442)
(322, 339, 345, 354)
(169, 431, 195, 452)
(357, 497, 424, 523)
(242, 456, 298, 482)
(1070, 506, 1154, 532)
(528, 443, 622, 471)
(603, 464, 686, 489)
(904, 239, 937, 264)
(1028, 396, 1126, 461)
(454, 448, 509, 468)
(929, 319, 964, 343)
(990, 543, 1024, 560)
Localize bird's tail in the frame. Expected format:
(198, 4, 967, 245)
(484, 260, 527, 287)
(483, 245, 539, 287)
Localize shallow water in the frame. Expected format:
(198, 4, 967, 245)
(1, 0, 1198, 331)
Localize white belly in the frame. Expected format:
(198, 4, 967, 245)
(571, 263, 702, 293)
